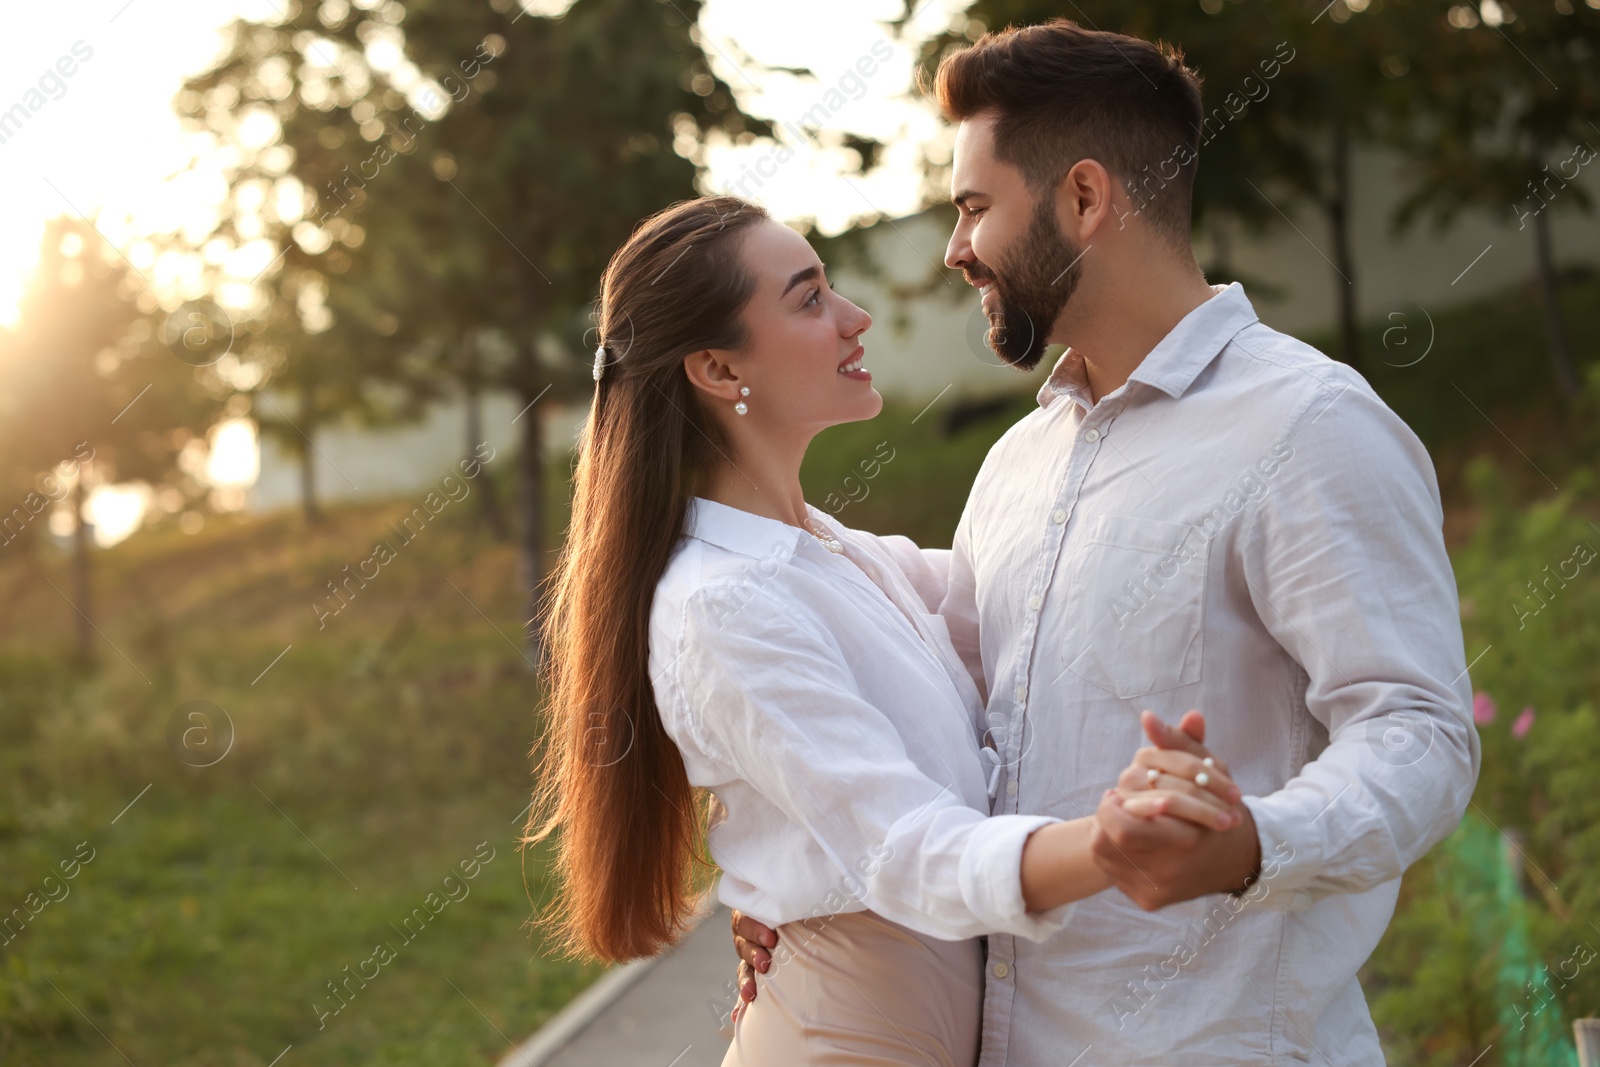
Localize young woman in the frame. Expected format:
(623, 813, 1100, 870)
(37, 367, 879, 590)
(526, 195, 1241, 1067)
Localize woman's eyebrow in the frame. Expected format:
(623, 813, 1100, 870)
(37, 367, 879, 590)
(780, 263, 824, 298)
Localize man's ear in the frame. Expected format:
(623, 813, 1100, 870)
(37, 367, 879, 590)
(683, 348, 745, 404)
(1057, 157, 1115, 240)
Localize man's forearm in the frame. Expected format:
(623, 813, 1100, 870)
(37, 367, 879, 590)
(1238, 709, 1477, 910)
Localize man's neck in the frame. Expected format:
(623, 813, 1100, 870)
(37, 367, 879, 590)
(1062, 261, 1218, 405)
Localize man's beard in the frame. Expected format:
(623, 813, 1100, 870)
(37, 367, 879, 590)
(974, 197, 1085, 370)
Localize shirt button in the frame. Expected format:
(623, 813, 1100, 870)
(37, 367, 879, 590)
(1051, 508, 1067, 524)
(1014, 684, 1027, 702)
(1084, 428, 1101, 442)
(1006, 780, 1018, 797)
(992, 963, 1010, 979)
(1027, 595, 1042, 612)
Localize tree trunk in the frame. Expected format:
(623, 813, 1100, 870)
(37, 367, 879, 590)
(70, 475, 94, 667)
(298, 441, 320, 525)
(1327, 121, 1361, 373)
(463, 341, 508, 540)
(297, 386, 322, 524)
(1529, 205, 1580, 402)
(516, 377, 546, 666)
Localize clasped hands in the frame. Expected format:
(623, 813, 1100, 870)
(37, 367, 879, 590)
(730, 709, 1262, 1007)
(1092, 709, 1262, 910)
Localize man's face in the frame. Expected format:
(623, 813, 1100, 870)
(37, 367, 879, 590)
(945, 112, 1087, 370)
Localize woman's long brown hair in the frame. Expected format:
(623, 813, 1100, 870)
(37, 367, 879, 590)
(523, 196, 770, 962)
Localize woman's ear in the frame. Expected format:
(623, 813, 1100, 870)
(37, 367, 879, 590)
(683, 348, 745, 404)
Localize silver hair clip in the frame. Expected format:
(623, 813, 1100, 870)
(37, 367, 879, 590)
(592, 343, 610, 382)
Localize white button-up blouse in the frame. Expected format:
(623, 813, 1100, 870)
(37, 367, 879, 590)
(647, 496, 1070, 943)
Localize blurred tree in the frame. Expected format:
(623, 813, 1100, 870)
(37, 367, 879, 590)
(173, 14, 435, 524)
(0, 218, 216, 665)
(1388, 0, 1600, 404)
(340, 142, 514, 539)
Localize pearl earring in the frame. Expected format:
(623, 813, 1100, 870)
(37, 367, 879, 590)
(734, 386, 749, 416)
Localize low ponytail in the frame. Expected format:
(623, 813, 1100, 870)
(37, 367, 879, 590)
(523, 196, 769, 961)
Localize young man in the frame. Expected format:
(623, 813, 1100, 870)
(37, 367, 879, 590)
(734, 19, 1477, 1065)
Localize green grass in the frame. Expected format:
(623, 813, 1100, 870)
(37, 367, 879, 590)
(0, 500, 598, 1066)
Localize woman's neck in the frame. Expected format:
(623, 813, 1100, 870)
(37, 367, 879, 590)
(699, 440, 812, 531)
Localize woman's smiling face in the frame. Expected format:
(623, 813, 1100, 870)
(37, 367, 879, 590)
(716, 219, 880, 435)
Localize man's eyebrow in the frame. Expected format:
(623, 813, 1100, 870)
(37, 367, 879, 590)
(952, 189, 984, 209)
(781, 263, 823, 298)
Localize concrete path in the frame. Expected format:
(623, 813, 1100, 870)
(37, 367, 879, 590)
(498, 904, 736, 1067)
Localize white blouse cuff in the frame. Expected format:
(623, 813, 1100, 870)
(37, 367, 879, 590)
(962, 814, 1075, 942)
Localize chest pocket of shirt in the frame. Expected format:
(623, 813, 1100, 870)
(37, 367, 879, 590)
(1063, 514, 1208, 700)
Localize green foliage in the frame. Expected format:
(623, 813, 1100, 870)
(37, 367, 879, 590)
(1387, 0, 1600, 235)
(1367, 814, 1579, 1067)
(1367, 456, 1600, 1064)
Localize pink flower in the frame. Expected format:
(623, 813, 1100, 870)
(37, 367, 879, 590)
(1511, 706, 1535, 740)
(1472, 692, 1497, 726)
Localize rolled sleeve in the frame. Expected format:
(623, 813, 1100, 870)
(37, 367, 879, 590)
(676, 587, 1071, 941)
(959, 814, 1077, 938)
(1237, 377, 1480, 909)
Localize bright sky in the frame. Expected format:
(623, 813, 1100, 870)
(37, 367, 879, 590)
(696, 0, 964, 230)
(2, 0, 963, 543)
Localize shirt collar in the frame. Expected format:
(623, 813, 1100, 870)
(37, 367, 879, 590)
(684, 496, 809, 561)
(1036, 281, 1259, 409)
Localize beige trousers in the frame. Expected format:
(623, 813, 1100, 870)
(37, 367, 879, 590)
(721, 910, 982, 1067)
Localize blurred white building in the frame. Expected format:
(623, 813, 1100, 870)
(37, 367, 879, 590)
(250, 394, 580, 514)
